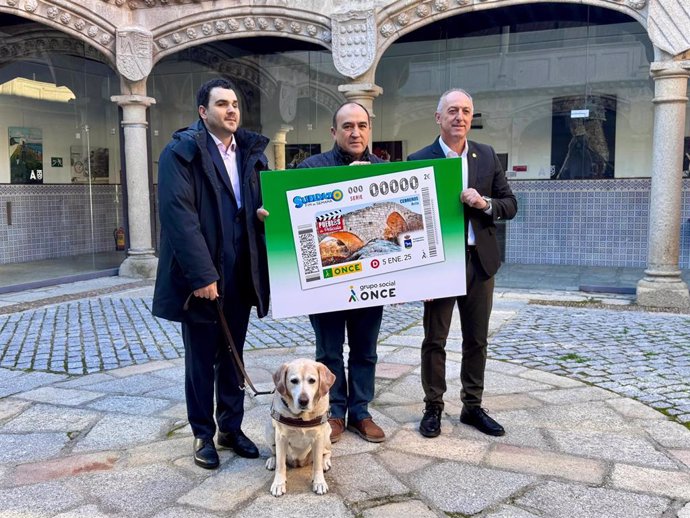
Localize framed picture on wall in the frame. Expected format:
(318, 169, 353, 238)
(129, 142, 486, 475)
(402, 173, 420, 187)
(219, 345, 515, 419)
(70, 146, 109, 183)
(286, 144, 321, 169)
(550, 95, 616, 180)
(372, 141, 404, 162)
(9, 127, 43, 184)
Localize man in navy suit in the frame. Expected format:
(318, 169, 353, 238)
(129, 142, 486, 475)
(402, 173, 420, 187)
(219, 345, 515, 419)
(153, 79, 270, 468)
(408, 89, 517, 438)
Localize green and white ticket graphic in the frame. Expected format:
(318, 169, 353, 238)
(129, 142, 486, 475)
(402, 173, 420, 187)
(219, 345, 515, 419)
(261, 158, 467, 319)
(288, 167, 444, 290)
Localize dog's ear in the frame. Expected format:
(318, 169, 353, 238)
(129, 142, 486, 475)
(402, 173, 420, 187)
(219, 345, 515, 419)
(316, 362, 336, 400)
(273, 363, 289, 398)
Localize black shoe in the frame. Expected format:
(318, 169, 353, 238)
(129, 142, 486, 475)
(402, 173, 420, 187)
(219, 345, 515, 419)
(217, 429, 259, 458)
(419, 405, 442, 438)
(193, 438, 219, 469)
(460, 406, 505, 436)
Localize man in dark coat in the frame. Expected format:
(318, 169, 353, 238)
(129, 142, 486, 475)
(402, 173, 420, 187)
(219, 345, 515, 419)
(297, 102, 387, 444)
(152, 78, 270, 469)
(408, 89, 517, 438)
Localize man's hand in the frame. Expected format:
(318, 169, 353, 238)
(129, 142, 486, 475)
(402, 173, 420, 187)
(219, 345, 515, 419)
(461, 188, 489, 210)
(257, 207, 269, 222)
(193, 281, 218, 300)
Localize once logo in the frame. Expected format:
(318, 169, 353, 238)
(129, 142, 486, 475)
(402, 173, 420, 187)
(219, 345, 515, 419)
(370, 259, 380, 268)
(329, 262, 362, 278)
(359, 287, 396, 301)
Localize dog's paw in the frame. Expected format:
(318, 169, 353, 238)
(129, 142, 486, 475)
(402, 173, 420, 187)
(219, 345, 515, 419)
(270, 479, 286, 497)
(313, 480, 329, 495)
(323, 455, 332, 472)
(265, 457, 276, 471)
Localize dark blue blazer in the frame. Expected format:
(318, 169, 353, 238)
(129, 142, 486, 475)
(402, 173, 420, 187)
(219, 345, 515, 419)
(408, 138, 517, 277)
(152, 121, 270, 322)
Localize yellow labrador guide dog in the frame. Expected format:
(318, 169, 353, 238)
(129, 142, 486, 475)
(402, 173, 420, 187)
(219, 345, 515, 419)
(265, 359, 336, 496)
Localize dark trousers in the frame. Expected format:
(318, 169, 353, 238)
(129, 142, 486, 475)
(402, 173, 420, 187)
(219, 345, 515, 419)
(182, 300, 251, 440)
(309, 306, 383, 422)
(421, 249, 494, 409)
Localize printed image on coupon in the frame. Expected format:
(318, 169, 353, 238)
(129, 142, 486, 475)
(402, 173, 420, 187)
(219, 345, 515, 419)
(288, 167, 446, 290)
(317, 197, 423, 266)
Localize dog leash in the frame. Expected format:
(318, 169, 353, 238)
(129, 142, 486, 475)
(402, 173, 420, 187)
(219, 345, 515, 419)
(214, 298, 275, 397)
(182, 292, 273, 397)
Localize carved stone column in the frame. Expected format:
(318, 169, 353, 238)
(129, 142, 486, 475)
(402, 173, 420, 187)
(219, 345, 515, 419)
(636, 62, 690, 308)
(272, 124, 293, 170)
(111, 93, 158, 279)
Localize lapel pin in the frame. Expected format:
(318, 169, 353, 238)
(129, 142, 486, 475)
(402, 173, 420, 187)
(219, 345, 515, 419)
(472, 152, 477, 158)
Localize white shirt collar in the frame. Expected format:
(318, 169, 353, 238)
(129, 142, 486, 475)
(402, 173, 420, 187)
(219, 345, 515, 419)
(209, 132, 236, 154)
(438, 137, 468, 158)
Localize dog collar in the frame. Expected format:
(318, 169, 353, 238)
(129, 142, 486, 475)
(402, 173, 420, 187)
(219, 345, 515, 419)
(271, 402, 329, 428)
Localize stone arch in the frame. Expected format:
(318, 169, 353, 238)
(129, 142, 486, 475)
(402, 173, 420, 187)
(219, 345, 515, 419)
(0, 3, 116, 65)
(383, 211, 408, 241)
(151, 8, 332, 66)
(376, 0, 646, 55)
(370, 0, 651, 78)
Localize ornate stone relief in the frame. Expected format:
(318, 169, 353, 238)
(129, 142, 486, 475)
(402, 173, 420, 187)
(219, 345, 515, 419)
(116, 28, 153, 81)
(332, 10, 376, 79)
(626, 0, 646, 9)
(98, 0, 289, 9)
(154, 15, 331, 54)
(0, 33, 106, 64)
(379, 0, 477, 39)
(1, 0, 115, 55)
(648, 0, 690, 56)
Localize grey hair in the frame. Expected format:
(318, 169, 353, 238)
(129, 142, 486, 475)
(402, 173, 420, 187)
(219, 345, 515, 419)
(436, 88, 473, 113)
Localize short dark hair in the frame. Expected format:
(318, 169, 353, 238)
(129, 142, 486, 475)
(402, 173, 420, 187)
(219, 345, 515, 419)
(196, 78, 235, 111)
(332, 102, 371, 129)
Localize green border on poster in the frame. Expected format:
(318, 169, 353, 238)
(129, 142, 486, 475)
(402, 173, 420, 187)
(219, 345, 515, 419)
(261, 157, 464, 291)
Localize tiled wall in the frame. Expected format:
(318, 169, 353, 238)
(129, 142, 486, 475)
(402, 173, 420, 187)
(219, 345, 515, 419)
(505, 178, 690, 269)
(2, 179, 690, 270)
(0, 184, 124, 265)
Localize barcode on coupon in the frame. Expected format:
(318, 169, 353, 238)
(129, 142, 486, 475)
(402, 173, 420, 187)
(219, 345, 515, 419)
(298, 224, 321, 282)
(421, 187, 437, 257)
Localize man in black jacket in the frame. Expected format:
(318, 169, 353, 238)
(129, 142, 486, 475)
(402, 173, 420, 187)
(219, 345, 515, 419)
(408, 89, 517, 438)
(152, 78, 270, 469)
(297, 102, 386, 444)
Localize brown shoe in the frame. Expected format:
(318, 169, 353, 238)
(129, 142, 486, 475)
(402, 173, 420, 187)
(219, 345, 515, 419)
(347, 417, 386, 443)
(328, 417, 345, 443)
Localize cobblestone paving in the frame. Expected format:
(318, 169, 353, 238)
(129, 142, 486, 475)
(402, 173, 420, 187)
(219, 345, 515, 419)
(0, 297, 423, 376)
(491, 304, 690, 424)
(2, 295, 688, 425)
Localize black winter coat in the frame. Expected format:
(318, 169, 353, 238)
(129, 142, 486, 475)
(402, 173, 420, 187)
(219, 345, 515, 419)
(152, 121, 270, 323)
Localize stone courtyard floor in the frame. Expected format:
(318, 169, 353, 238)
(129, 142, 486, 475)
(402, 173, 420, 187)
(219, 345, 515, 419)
(0, 279, 688, 517)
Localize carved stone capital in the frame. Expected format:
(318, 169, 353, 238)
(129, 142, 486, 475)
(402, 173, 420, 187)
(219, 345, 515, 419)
(116, 28, 153, 82)
(649, 60, 690, 79)
(332, 10, 377, 79)
(338, 82, 383, 98)
(337, 82, 383, 115)
(110, 95, 156, 112)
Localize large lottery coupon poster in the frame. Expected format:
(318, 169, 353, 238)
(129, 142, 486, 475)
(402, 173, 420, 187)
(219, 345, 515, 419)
(261, 158, 466, 318)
